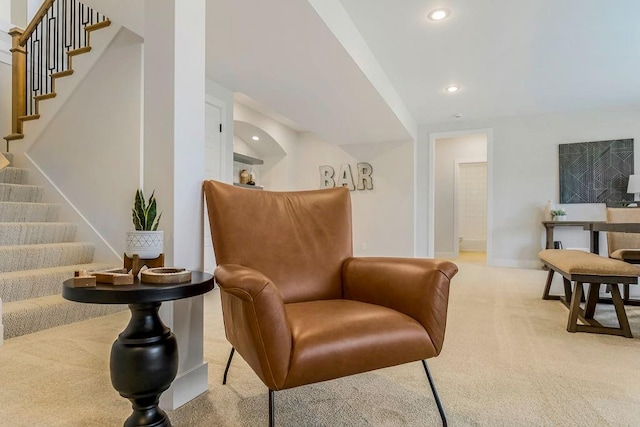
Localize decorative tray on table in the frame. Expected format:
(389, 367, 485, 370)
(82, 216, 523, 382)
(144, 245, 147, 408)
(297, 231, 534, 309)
(140, 267, 192, 284)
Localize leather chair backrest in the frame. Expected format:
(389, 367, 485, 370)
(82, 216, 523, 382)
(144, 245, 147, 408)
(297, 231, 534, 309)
(203, 180, 353, 303)
(606, 207, 640, 255)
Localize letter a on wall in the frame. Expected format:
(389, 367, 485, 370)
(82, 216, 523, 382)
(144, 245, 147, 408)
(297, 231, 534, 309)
(338, 164, 355, 190)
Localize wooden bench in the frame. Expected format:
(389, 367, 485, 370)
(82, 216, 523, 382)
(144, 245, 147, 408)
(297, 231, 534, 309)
(539, 249, 640, 338)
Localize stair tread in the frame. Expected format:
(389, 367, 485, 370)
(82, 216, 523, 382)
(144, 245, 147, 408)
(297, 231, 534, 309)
(0, 183, 41, 189)
(0, 242, 93, 249)
(0, 221, 75, 226)
(0, 262, 114, 279)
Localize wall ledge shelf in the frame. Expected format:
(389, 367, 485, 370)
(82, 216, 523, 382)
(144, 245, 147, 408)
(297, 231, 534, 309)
(233, 152, 264, 165)
(233, 182, 263, 190)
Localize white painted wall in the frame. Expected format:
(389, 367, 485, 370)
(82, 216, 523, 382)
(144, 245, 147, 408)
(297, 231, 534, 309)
(417, 105, 640, 268)
(0, 1, 10, 24)
(27, 29, 142, 263)
(434, 134, 486, 257)
(10, 0, 26, 27)
(293, 134, 415, 257)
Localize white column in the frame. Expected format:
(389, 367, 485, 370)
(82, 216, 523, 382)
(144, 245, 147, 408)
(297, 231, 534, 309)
(143, 0, 208, 409)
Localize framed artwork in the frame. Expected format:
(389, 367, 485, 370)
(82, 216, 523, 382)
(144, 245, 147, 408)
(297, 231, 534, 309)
(559, 139, 634, 204)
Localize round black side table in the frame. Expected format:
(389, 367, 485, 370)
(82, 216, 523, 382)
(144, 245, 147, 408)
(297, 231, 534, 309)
(63, 272, 214, 427)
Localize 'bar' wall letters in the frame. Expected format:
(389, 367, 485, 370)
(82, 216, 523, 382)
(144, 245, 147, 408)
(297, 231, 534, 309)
(319, 163, 373, 191)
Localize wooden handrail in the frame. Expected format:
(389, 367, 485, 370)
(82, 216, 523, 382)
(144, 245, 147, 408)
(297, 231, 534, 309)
(18, 0, 55, 46)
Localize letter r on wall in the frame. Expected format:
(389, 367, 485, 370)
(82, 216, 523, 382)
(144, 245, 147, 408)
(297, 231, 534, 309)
(357, 162, 373, 190)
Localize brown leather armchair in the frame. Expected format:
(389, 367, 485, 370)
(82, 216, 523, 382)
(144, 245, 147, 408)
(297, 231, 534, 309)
(203, 180, 458, 426)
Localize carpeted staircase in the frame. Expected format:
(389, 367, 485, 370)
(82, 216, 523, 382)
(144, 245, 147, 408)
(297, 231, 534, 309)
(0, 152, 124, 341)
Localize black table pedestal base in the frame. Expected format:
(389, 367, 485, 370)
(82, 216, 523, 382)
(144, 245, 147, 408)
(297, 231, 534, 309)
(110, 303, 178, 427)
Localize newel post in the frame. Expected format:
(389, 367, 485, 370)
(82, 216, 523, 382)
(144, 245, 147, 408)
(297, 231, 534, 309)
(8, 27, 26, 141)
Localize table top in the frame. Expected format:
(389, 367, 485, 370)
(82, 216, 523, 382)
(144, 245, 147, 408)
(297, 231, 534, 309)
(542, 220, 605, 227)
(62, 271, 215, 305)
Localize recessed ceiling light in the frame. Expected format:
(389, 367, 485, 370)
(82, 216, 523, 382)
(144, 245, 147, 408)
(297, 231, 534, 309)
(428, 9, 450, 21)
(252, 136, 260, 141)
(446, 85, 459, 93)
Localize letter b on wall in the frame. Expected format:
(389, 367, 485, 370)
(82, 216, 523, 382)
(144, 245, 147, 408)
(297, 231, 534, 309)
(319, 166, 335, 189)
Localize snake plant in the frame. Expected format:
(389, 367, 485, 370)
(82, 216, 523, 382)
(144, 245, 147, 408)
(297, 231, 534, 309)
(132, 189, 162, 231)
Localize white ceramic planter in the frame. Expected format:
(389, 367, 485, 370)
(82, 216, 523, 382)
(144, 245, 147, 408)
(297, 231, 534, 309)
(554, 215, 567, 221)
(125, 230, 164, 259)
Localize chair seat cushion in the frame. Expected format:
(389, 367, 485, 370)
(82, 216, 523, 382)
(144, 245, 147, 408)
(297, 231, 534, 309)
(282, 299, 435, 389)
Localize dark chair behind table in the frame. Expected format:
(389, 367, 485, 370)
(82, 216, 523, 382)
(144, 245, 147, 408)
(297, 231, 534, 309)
(203, 180, 458, 426)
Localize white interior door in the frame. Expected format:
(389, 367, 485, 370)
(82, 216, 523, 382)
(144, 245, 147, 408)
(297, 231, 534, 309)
(203, 100, 223, 274)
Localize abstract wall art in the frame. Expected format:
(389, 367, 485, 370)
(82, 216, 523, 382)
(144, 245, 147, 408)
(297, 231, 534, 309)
(559, 139, 634, 204)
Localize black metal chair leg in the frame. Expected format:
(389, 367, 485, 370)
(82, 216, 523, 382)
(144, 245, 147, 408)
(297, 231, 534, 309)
(222, 347, 235, 385)
(422, 360, 447, 427)
(269, 389, 274, 427)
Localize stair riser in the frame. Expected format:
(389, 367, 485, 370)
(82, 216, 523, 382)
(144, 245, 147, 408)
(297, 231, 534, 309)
(0, 263, 112, 302)
(0, 223, 77, 245)
(0, 184, 43, 202)
(0, 168, 28, 184)
(0, 244, 95, 272)
(0, 203, 60, 222)
(3, 297, 125, 339)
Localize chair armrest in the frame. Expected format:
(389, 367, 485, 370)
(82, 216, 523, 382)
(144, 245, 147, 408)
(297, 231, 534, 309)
(342, 257, 458, 355)
(215, 264, 292, 390)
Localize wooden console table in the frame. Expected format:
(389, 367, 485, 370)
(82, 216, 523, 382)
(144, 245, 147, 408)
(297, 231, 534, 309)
(542, 221, 605, 254)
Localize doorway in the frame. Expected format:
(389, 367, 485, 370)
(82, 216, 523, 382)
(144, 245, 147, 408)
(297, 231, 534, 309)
(431, 131, 490, 264)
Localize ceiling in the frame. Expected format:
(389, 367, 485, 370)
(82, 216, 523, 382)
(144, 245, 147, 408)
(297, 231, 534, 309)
(339, 0, 640, 125)
(206, 0, 640, 143)
(88, 0, 640, 144)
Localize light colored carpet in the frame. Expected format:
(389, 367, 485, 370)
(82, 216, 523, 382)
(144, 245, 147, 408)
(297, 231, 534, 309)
(1, 261, 640, 426)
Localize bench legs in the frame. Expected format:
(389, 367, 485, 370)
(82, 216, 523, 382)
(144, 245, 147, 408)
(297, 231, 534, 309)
(566, 281, 632, 338)
(542, 269, 577, 303)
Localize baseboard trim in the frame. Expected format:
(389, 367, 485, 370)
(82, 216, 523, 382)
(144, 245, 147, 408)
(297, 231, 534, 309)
(160, 362, 209, 410)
